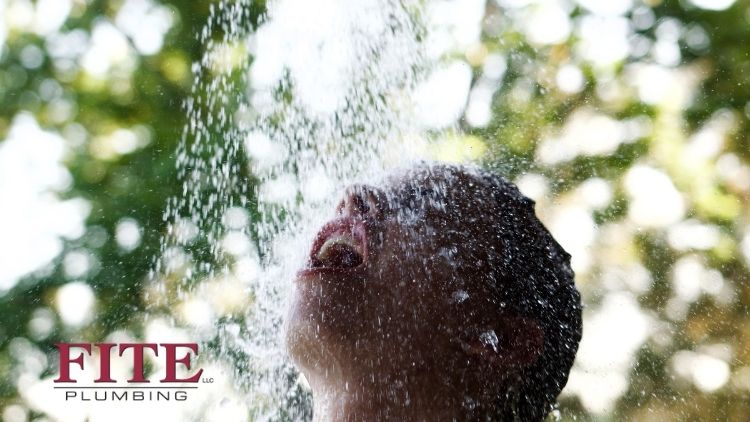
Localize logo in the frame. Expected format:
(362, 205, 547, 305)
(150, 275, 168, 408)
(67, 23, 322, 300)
(53, 343, 208, 402)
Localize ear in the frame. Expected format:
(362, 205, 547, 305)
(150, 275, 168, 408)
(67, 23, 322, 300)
(459, 316, 544, 368)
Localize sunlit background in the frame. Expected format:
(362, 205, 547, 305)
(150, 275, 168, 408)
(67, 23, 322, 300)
(2, 0, 750, 420)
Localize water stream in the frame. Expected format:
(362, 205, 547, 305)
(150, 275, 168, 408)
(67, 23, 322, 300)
(151, 0, 432, 418)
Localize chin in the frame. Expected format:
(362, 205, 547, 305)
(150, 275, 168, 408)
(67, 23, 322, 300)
(285, 270, 367, 369)
(283, 300, 316, 370)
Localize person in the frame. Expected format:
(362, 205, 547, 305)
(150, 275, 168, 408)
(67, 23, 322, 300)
(285, 163, 582, 421)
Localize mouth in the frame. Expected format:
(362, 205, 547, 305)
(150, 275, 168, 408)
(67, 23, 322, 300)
(301, 217, 368, 274)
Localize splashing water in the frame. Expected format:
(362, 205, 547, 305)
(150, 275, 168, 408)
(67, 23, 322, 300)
(150, 0, 431, 418)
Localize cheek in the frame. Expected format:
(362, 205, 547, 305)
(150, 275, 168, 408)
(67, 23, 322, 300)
(373, 227, 461, 329)
(373, 228, 431, 305)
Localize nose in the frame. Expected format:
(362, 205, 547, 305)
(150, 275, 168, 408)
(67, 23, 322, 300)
(336, 184, 387, 220)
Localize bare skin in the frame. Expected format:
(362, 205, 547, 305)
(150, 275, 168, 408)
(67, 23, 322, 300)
(285, 165, 545, 421)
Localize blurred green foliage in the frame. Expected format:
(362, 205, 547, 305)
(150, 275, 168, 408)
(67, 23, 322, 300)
(0, 0, 221, 405)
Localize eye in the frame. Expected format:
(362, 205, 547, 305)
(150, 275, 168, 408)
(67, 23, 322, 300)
(351, 192, 370, 214)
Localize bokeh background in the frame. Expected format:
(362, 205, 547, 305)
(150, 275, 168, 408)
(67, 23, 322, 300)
(2, 0, 750, 420)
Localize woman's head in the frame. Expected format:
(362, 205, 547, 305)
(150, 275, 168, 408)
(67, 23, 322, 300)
(285, 163, 582, 420)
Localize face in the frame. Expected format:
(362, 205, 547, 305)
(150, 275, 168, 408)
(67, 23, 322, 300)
(285, 165, 541, 387)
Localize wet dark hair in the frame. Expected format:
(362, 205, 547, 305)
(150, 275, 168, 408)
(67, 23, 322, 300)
(421, 164, 583, 421)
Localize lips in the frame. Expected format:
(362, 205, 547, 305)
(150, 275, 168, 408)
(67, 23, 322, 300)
(304, 217, 368, 272)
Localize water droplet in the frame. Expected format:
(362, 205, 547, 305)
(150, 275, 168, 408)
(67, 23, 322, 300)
(452, 289, 470, 303)
(479, 329, 499, 353)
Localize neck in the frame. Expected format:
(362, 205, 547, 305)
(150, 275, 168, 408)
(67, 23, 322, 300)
(307, 368, 507, 421)
(311, 375, 456, 421)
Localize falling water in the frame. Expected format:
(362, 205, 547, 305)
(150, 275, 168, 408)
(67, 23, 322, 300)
(150, 0, 430, 418)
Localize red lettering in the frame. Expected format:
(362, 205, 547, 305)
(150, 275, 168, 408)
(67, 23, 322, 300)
(54, 343, 92, 383)
(119, 343, 158, 383)
(94, 343, 117, 383)
(55, 342, 205, 383)
(161, 343, 204, 383)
